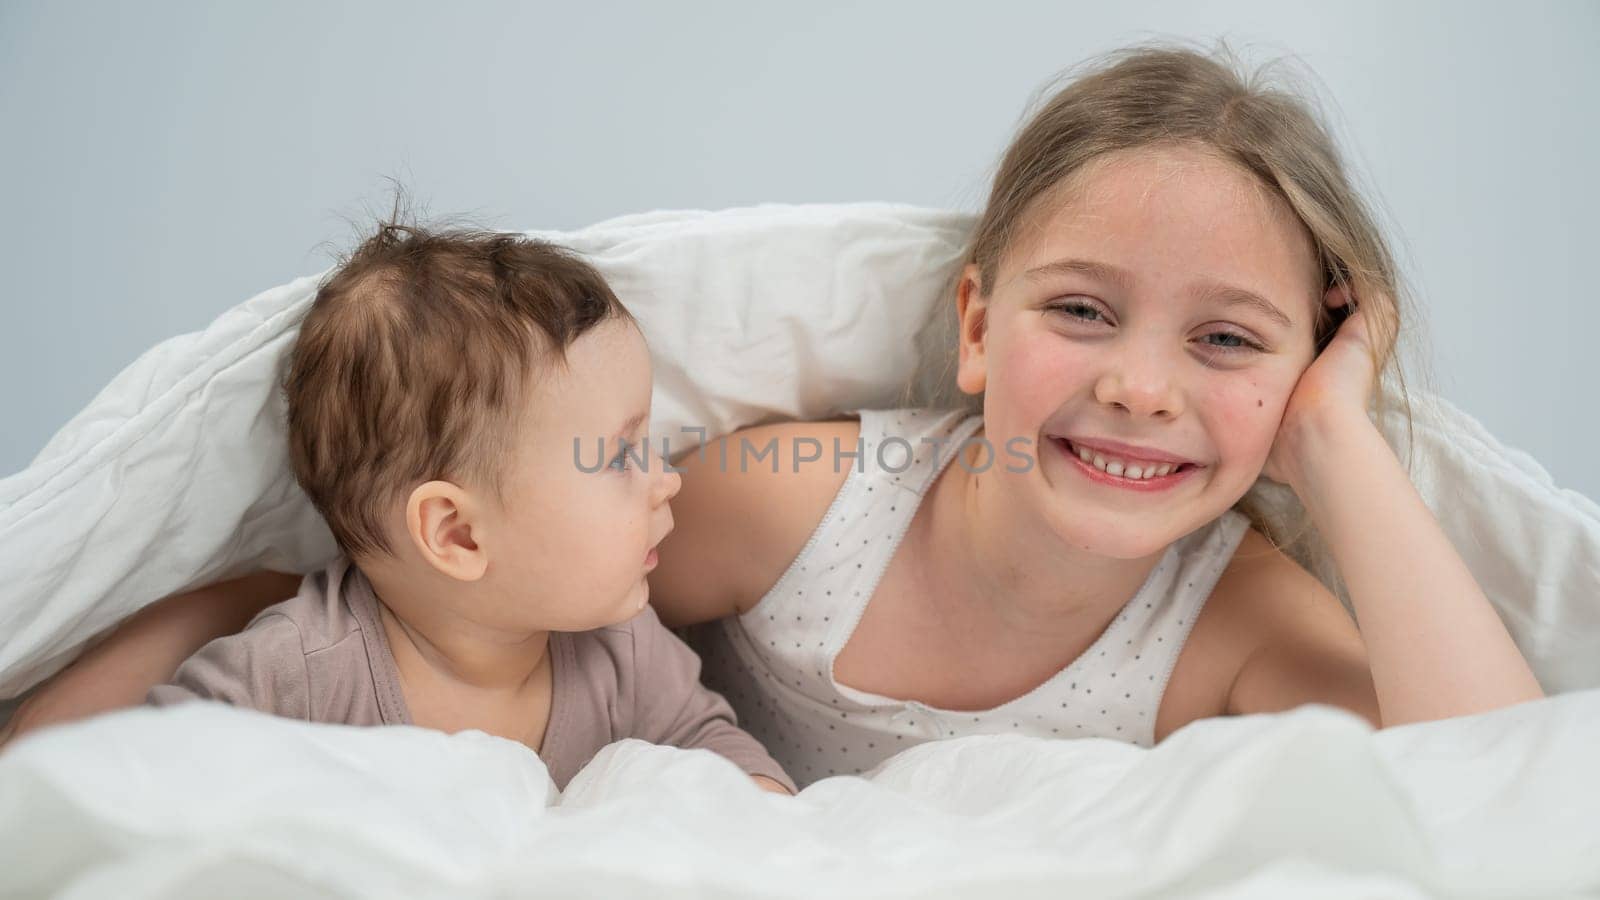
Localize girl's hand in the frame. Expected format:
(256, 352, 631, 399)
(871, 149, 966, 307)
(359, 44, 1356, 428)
(0, 571, 300, 751)
(1255, 288, 1545, 725)
(1263, 287, 1389, 487)
(0, 654, 145, 749)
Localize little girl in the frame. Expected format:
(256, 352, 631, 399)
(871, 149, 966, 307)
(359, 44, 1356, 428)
(2, 48, 1543, 786)
(651, 46, 1544, 785)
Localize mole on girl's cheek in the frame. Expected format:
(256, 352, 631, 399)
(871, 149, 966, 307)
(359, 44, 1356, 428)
(1257, 399, 1263, 408)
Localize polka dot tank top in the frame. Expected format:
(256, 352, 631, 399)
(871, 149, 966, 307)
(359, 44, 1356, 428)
(688, 407, 1250, 788)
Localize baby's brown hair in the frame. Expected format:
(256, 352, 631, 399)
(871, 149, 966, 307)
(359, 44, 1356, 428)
(285, 221, 633, 557)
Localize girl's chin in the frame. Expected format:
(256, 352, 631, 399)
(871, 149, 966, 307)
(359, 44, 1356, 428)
(1039, 502, 1204, 560)
(1062, 527, 1174, 561)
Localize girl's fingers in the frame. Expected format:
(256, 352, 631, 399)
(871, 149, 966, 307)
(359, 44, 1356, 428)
(1325, 283, 1355, 309)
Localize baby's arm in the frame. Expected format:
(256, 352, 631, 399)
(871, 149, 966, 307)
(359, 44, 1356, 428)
(625, 607, 797, 794)
(1, 571, 303, 747)
(147, 613, 312, 718)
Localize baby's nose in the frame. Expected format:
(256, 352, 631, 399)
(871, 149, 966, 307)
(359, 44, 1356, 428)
(655, 466, 682, 505)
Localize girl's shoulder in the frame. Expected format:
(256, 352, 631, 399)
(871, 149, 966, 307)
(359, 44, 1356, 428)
(1157, 525, 1377, 739)
(649, 417, 863, 628)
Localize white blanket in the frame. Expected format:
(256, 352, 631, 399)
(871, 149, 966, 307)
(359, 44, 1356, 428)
(2, 695, 1596, 899)
(2, 204, 1598, 897)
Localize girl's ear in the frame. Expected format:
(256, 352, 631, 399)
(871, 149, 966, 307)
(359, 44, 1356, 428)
(1315, 283, 1356, 354)
(405, 481, 489, 582)
(955, 264, 990, 396)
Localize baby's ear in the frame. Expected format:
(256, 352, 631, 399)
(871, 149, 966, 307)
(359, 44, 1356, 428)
(405, 481, 488, 581)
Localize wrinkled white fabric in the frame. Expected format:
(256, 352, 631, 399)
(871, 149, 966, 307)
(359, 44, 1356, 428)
(0, 694, 1595, 898)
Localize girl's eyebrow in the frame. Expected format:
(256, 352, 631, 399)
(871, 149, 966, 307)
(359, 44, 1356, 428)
(1025, 256, 1294, 329)
(1023, 258, 1134, 291)
(1193, 281, 1294, 329)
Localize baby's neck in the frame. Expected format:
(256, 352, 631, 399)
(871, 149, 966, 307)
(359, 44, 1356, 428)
(363, 564, 552, 694)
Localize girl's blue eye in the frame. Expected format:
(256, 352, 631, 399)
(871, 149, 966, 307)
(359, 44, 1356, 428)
(608, 440, 632, 471)
(1048, 300, 1106, 323)
(1046, 299, 1265, 357)
(1199, 331, 1265, 353)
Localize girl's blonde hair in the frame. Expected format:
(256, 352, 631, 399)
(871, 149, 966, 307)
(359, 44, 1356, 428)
(910, 43, 1419, 594)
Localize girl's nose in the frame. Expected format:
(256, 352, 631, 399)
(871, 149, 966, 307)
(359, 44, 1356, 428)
(1093, 349, 1184, 419)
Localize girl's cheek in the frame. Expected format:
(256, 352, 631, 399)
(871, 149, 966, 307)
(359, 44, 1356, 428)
(1004, 331, 1095, 403)
(1198, 375, 1286, 462)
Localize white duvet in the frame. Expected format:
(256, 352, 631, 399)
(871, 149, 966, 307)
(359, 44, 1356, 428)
(3, 697, 1597, 899)
(2, 205, 1598, 898)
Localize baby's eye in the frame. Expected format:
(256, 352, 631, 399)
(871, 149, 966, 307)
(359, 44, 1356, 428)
(608, 440, 633, 471)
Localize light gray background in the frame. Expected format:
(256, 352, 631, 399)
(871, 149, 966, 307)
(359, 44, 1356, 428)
(2, 1, 1596, 499)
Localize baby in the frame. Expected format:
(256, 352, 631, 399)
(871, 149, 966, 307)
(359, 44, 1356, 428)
(147, 222, 795, 795)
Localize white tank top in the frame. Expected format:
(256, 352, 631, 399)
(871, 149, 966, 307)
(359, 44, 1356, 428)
(690, 407, 1250, 787)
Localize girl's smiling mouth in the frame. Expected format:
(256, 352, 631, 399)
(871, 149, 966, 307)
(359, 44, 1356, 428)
(1050, 436, 1203, 492)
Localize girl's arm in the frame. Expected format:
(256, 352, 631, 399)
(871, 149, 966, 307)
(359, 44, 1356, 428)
(1274, 405, 1544, 724)
(649, 420, 854, 629)
(1248, 298, 1543, 727)
(0, 571, 301, 747)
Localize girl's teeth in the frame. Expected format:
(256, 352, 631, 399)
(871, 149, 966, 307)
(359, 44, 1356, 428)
(1068, 441, 1181, 480)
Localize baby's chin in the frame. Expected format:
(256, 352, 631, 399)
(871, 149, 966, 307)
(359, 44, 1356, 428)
(545, 582, 651, 632)
(613, 577, 652, 620)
